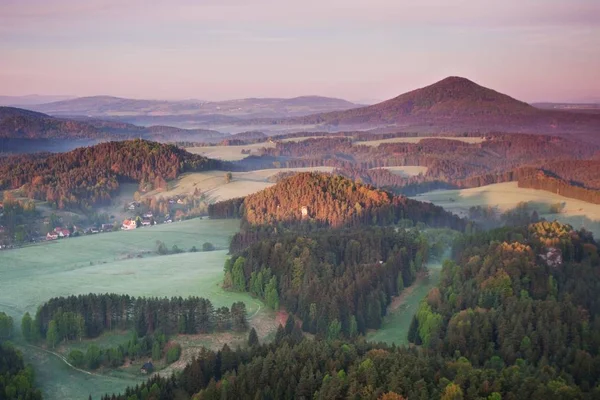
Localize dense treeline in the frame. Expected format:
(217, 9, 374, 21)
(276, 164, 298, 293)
(0, 140, 223, 210)
(0, 312, 14, 340)
(0, 193, 38, 244)
(0, 342, 42, 400)
(209, 173, 465, 231)
(254, 134, 593, 177)
(67, 332, 179, 371)
(410, 221, 600, 394)
(233, 133, 600, 201)
(207, 197, 244, 219)
(518, 169, 600, 204)
(226, 227, 428, 336)
(269, 130, 487, 142)
(104, 323, 600, 400)
(32, 294, 248, 344)
(456, 165, 600, 205)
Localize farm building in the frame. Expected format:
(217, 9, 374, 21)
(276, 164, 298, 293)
(54, 227, 70, 238)
(141, 362, 154, 374)
(122, 219, 137, 230)
(46, 232, 59, 241)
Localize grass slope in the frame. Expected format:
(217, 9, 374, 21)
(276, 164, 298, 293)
(187, 142, 275, 161)
(354, 136, 486, 146)
(146, 167, 335, 202)
(414, 182, 600, 237)
(370, 166, 429, 177)
(367, 258, 443, 345)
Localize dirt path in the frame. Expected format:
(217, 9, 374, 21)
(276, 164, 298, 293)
(23, 344, 97, 376)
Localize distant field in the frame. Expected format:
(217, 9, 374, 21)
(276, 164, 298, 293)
(0, 218, 270, 400)
(0, 218, 241, 317)
(371, 166, 428, 177)
(355, 136, 486, 146)
(149, 167, 335, 202)
(413, 182, 600, 237)
(278, 136, 346, 143)
(187, 142, 274, 161)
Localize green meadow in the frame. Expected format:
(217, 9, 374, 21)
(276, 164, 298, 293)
(0, 218, 270, 400)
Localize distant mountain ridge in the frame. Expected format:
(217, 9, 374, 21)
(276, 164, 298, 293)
(257, 77, 600, 140)
(0, 94, 75, 106)
(25, 95, 360, 119)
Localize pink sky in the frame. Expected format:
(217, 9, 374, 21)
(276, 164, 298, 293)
(1, 0, 599, 102)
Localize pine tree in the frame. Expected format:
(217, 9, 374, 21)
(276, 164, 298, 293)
(284, 315, 295, 335)
(248, 327, 259, 347)
(46, 320, 58, 349)
(21, 312, 33, 342)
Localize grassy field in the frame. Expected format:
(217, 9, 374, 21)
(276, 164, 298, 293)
(0, 218, 278, 400)
(371, 166, 428, 177)
(278, 136, 347, 143)
(367, 258, 443, 345)
(355, 136, 487, 146)
(413, 182, 600, 237)
(147, 167, 335, 203)
(187, 142, 275, 161)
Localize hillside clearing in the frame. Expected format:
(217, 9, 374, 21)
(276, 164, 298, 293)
(355, 136, 487, 146)
(187, 142, 275, 161)
(145, 167, 335, 202)
(371, 166, 428, 177)
(367, 258, 443, 345)
(414, 182, 600, 237)
(278, 136, 347, 142)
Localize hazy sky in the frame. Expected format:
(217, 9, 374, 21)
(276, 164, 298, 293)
(1, 0, 599, 102)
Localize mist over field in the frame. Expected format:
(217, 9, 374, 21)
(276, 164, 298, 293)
(2, 1, 600, 399)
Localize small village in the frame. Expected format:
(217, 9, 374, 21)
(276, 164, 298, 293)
(0, 192, 205, 249)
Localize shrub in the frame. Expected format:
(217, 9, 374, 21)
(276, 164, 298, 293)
(68, 350, 85, 368)
(166, 343, 182, 364)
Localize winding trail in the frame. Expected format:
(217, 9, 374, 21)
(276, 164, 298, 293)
(23, 344, 95, 376)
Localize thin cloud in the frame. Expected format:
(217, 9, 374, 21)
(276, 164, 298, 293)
(1, 0, 599, 29)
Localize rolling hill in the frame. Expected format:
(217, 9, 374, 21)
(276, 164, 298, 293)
(0, 106, 226, 142)
(210, 172, 466, 230)
(261, 77, 600, 139)
(0, 94, 75, 106)
(0, 139, 224, 209)
(0, 106, 121, 139)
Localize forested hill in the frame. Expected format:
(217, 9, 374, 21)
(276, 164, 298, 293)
(105, 221, 600, 400)
(210, 172, 465, 230)
(0, 140, 223, 209)
(0, 106, 119, 139)
(0, 106, 227, 142)
(409, 221, 600, 395)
